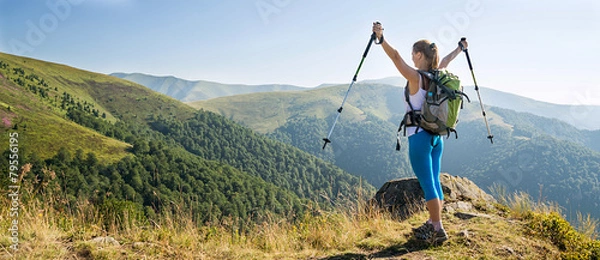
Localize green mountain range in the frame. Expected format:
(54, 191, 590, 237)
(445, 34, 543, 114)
(188, 83, 600, 222)
(0, 52, 372, 226)
(114, 73, 600, 130)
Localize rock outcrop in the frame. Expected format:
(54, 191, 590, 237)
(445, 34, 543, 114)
(371, 173, 496, 219)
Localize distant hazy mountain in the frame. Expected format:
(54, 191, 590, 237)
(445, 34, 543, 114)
(359, 77, 405, 86)
(361, 77, 600, 130)
(110, 72, 306, 102)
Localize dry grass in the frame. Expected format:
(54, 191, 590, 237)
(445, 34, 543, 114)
(1, 171, 598, 259)
(1, 197, 408, 259)
(0, 198, 577, 259)
(576, 212, 599, 240)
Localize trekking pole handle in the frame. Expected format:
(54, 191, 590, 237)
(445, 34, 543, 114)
(459, 37, 467, 51)
(372, 21, 384, 45)
(459, 37, 474, 71)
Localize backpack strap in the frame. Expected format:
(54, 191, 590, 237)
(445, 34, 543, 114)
(417, 70, 434, 80)
(404, 83, 414, 111)
(449, 128, 458, 139)
(397, 79, 427, 150)
(403, 83, 421, 135)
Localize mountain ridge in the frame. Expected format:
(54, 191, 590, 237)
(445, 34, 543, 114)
(110, 72, 307, 102)
(361, 76, 600, 130)
(116, 72, 600, 130)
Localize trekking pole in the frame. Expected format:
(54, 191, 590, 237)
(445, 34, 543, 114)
(322, 23, 380, 149)
(459, 37, 494, 144)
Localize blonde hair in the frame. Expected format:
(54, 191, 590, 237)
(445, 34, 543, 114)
(413, 40, 439, 70)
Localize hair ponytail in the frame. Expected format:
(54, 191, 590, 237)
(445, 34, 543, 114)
(413, 40, 439, 70)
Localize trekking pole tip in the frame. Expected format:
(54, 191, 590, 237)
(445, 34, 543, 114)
(488, 135, 494, 144)
(322, 138, 331, 149)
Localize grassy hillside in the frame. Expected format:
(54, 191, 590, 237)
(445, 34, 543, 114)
(0, 52, 308, 225)
(111, 72, 306, 102)
(0, 53, 131, 162)
(189, 83, 407, 134)
(0, 52, 375, 237)
(189, 83, 509, 134)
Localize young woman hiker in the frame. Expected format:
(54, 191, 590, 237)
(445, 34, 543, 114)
(372, 22, 468, 243)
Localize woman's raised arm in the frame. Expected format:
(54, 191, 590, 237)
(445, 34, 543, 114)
(373, 22, 420, 93)
(438, 39, 468, 69)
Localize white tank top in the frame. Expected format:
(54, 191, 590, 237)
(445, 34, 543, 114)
(405, 75, 426, 137)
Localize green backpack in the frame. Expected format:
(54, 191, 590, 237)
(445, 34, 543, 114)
(396, 70, 470, 150)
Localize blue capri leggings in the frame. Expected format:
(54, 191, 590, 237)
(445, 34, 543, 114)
(408, 130, 444, 202)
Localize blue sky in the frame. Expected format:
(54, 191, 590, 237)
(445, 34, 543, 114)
(0, 0, 598, 105)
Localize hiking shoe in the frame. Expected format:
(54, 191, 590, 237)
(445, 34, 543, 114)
(413, 224, 449, 244)
(412, 223, 435, 240)
(412, 222, 432, 232)
(433, 228, 449, 243)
